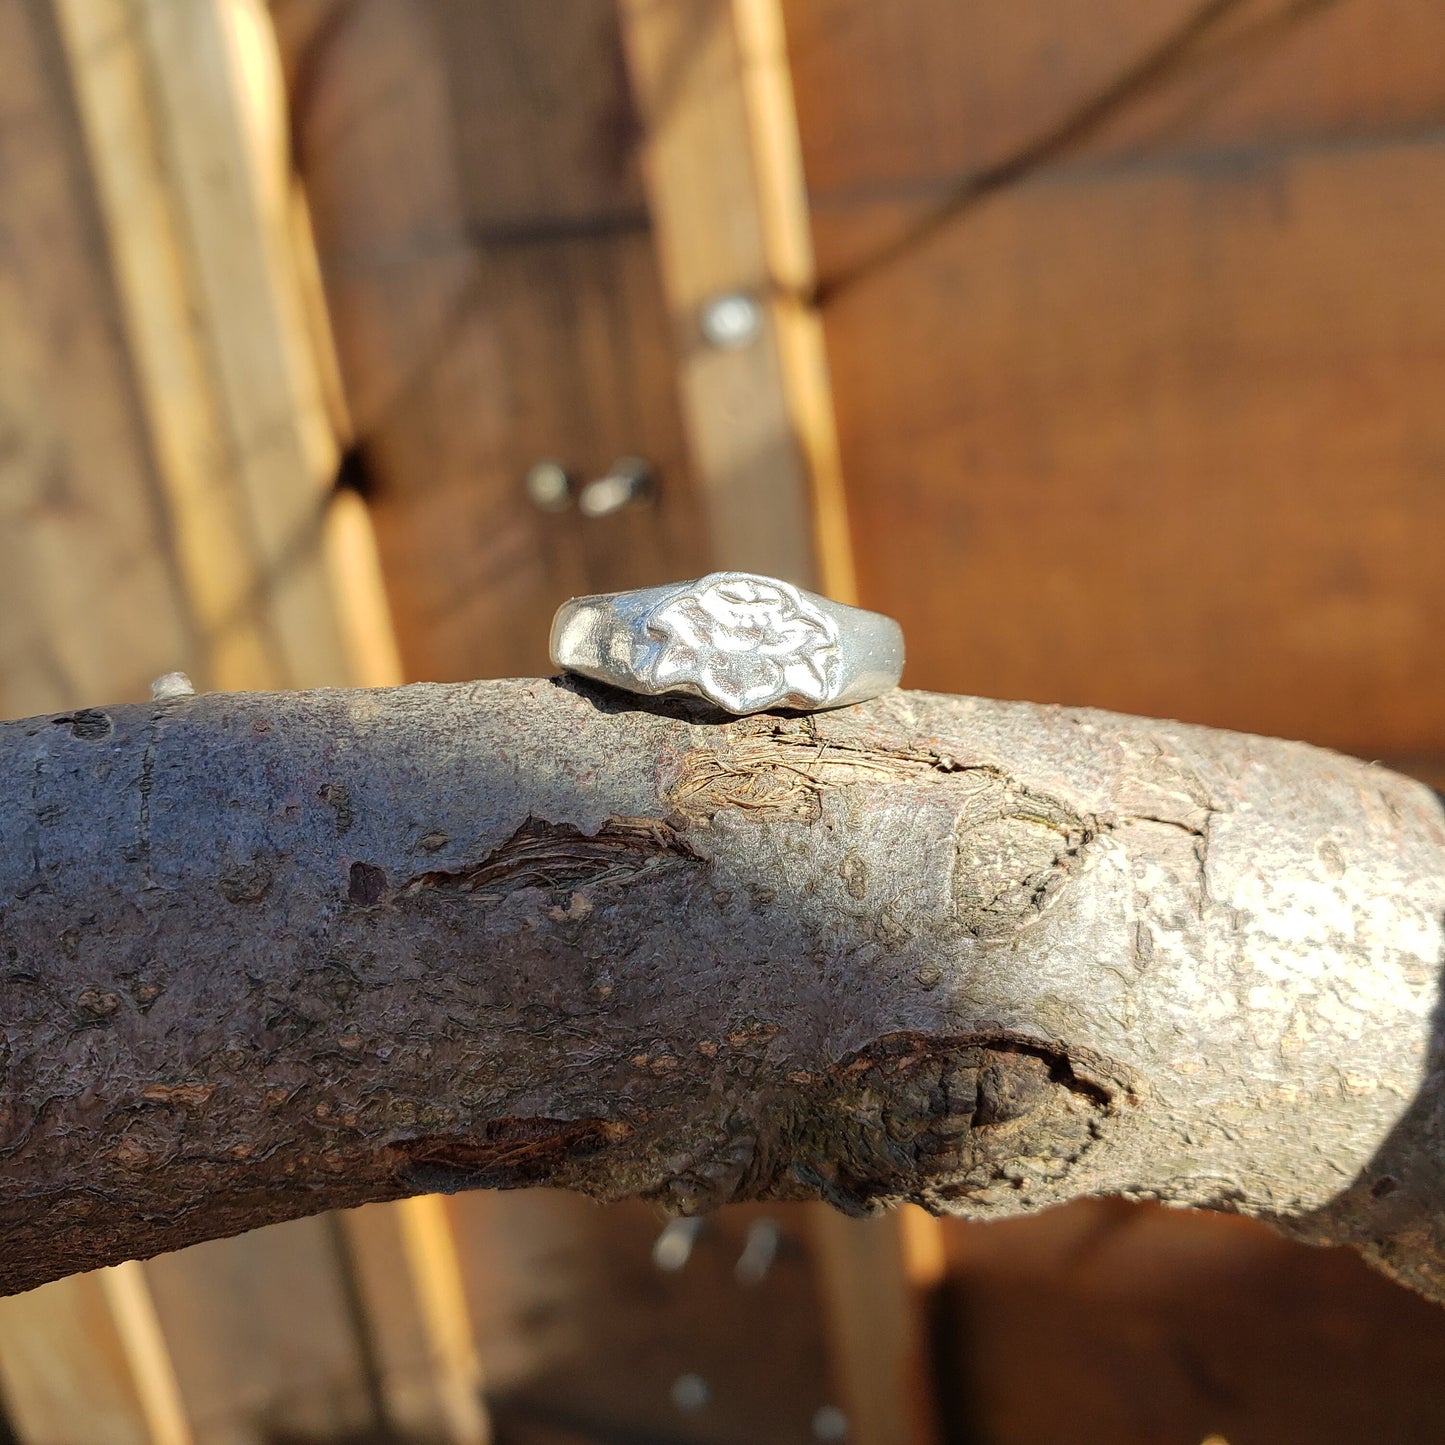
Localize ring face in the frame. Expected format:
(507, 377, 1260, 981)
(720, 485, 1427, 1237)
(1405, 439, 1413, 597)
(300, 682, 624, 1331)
(550, 570, 903, 715)
(640, 573, 839, 713)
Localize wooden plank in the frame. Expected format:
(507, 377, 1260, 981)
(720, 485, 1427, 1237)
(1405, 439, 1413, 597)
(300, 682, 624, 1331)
(52, 0, 282, 692)
(97, 1265, 194, 1445)
(339, 1202, 489, 1444)
(806, 137, 1445, 754)
(141, 1220, 378, 1445)
(449, 1191, 840, 1444)
(276, 0, 709, 684)
(617, 0, 820, 585)
(355, 234, 709, 683)
(394, 1196, 490, 1445)
(429, 0, 654, 232)
(809, 1212, 942, 1445)
(786, 0, 1445, 204)
(939, 1202, 1445, 1445)
(131, 0, 355, 689)
(55, 0, 394, 696)
(0, 1273, 156, 1445)
(0, 0, 197, 724)
(731, 0, 854, 600)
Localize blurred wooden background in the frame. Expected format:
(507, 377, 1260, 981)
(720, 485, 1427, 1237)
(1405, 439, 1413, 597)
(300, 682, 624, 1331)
(2, 1, 1445, 1442)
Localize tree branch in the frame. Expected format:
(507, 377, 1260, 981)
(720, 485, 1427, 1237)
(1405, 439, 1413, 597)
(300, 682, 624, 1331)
(2, 680, 1443, 1299)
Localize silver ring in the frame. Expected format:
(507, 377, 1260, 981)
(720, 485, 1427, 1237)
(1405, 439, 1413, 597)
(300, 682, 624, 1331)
(549, 571, 904, 715)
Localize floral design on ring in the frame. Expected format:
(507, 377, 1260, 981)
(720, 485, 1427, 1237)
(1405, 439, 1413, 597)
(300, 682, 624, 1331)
(640, 573, 840, 712)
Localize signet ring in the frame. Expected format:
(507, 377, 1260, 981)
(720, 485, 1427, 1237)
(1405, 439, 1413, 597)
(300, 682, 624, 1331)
(550, 571, 904, 716)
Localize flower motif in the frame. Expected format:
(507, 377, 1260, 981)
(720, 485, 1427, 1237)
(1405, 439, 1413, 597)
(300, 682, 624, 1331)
(640, 573, 839, 712)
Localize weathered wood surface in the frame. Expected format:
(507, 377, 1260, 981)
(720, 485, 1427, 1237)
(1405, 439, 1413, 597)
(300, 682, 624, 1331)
(617, 0, 832, 590)
(272, 0, 709, 685)
(939, 1201, 1445, 1445)
(451, 1191, 839, 1444)
(0, 0, 196, 723)
(785, 0, 1445, 757)
(1, 681, 1442, 1303)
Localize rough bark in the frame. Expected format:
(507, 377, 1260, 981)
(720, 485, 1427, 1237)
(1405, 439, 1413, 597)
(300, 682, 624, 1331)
(2, 680, 1443, 1300)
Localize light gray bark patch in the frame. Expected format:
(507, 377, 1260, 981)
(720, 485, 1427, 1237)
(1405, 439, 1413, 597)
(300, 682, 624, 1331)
(950, 780, 1096, 938)
(666, 729, 1097, 935)
(400, 816, 701, 900)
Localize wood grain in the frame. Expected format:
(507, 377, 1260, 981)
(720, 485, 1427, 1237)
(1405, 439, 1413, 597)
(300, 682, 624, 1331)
(142, 1221, 379, 1445)
(276, 0, 708, 683)
(431, 0, 651, 231)
(940, 1202, 1445, 1445)
(808, 139, 1445, 753)
(618, 0, 821, 586)
(787, 0, 1445, 204)
(0, 0, 196, 724)
(450, 1192, 839, 1445)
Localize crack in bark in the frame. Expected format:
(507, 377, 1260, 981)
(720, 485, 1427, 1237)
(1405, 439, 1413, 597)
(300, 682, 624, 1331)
(667, 729, 1064, 822)
(396, 815, 701, 901)
(1110, 809, 1221, 918)
(136, 707, 161, 888)
(20, 754, 46, 901)
(1126, 812, 1208, 839)
(389, 1116, 634, 1194)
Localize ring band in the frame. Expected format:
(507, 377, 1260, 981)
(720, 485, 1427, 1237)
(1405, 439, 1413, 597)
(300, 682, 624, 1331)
(549, 571, 904, 715)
